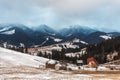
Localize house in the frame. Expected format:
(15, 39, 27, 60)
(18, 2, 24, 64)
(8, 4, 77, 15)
(87, 57, 98, 68)
(45, 60, 67, 70)
(55, 63, 67, 70)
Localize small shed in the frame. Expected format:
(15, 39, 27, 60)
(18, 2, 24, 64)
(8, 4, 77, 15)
(87, 57, 98, 68)
(55, 63, 67, 70)
(45, 60, 57, 69)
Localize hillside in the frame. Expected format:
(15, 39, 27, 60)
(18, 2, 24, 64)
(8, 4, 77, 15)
(0, 47, 120, 80)
(86, 36, 120, 64)
(0, 47, 49, 67)
(27, 36, 120, 65)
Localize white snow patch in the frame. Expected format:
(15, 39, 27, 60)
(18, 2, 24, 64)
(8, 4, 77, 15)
(54, 38, 62, 42)
(49, 36, 62, 42)
(83, 68, 97, 71)
(51, 46, 62, 51)
(67, 65, 79, 70)
(0, 47, 49, 67)
(46, 37, 49, 40)
(73, 38, 88, 45)
(63, 43, 79, 49)
(1, 29, 15, 35)
(80, 41, 88, 45)
(73, 39, 80, 42)
(75, 74, 92, 77)
(100, 35, 112, 40)
(97, 66, 110, 71)
(0, 27, 11, 32)
(48, 60, 56, 64)
(65, 51, 86, 58)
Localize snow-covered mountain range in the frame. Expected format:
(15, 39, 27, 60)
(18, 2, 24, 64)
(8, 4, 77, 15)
(0, 24, 120, 47)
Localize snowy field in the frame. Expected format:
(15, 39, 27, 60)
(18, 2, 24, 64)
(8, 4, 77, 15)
(0, 47, 120, 80)
(0, 66, 120, 80)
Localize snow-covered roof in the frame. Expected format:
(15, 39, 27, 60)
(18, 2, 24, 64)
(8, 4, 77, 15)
(47, 60, 56, 64)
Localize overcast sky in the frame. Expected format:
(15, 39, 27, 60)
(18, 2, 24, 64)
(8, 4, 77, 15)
(0, 0, 120, 31)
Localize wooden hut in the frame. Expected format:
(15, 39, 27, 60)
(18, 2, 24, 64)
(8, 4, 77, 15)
(87, 57, 98, 68)
(45, 60, 57, 69)
(55, 63, 67, 70)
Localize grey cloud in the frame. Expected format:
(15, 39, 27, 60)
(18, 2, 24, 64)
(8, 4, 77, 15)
(0, 0, 120, 31)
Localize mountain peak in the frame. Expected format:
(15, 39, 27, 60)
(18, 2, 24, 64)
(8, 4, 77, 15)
(34, 24, 48, 29)
(70, 25, 91, 29)
(60, 25, 97, 37)
(33, 24, 57, 36)
(70, 25, 96, 34)
(0, 24, 30, 31)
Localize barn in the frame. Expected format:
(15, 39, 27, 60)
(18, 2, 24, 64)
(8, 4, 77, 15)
(87, 57, 98, 68)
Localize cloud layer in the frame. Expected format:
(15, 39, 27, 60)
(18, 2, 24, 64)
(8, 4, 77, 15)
(0, 0, 120, 31)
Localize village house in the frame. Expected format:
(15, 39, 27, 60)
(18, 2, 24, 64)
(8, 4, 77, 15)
(87, 57, 98, 68)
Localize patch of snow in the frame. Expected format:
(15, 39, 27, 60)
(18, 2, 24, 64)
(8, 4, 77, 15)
(1, 29, 15, 35)
(97, 66, 110, 71)
(73, 38, 80, 42)
(3, 42, 8, 48)
(19, 43, 25, 47)
(75, 74, 92, 77)
(65, 53, 76, 58)
(54, 38, 62, 42)
(73, 38, 88, 45)
(64, 43, 79, 49)
(67, 65, 79, 70)
(55, 63, 62, 67)
(47, 33, 56, 36)
(45, 51, 52, 55)
(83, 68, 97, 71)
(0, 26, 11, 32)
(65, 51, 86, 58)
(46, 37, 49, 40)
(80, 41, 88, 45)
(65, 53, 72, 57)
(51, 46, 62, 51)
(100, 35, 112, 40)
(0, 47, 49, 67)
(48, 60, 56, 64)
(55, 63, 62, 70)
(49, 36, 62, 42)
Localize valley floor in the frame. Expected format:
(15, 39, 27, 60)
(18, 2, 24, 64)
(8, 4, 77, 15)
(0, 65, 120, 80)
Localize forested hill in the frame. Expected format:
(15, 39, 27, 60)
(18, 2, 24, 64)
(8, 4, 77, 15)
(86, 36, 120, 64)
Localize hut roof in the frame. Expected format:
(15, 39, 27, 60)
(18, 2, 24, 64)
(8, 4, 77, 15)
(87, 57, 96, 63)
(47, 60, 57, 64)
